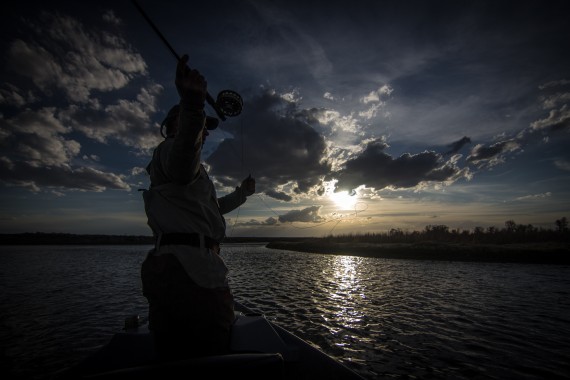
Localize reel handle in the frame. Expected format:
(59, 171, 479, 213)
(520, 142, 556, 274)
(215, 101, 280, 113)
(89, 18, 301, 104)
(207, 94, 227, 121)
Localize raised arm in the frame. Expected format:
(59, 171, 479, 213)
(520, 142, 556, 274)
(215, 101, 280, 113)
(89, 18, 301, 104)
(161, 54, 208, 184)
(218, 175, 256, 214)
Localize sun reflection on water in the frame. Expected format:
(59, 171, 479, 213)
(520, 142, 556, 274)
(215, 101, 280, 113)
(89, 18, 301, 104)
(328, 255, 367, 330)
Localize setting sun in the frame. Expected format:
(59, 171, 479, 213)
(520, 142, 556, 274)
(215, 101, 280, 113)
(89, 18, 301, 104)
(329, 190, 358, 210)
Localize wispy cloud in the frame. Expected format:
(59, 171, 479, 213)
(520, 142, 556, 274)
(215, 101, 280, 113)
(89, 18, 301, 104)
(515, 192, 552, 201)
(467, 140, 521, 168)
(554, 160, 570, 171)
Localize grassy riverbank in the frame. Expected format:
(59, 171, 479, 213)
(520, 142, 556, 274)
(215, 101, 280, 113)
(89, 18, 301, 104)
(265, 240, 570, 264)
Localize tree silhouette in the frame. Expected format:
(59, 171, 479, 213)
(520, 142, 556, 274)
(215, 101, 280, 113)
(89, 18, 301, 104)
(323, 217, 569, 244)
(556, 217, 568, 232)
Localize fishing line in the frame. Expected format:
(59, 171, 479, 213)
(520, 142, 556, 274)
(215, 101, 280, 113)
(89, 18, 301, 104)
(253, 193, 369, 232)
(328, 219, 343, 235)
(208, 113, 370, 235)
(255, 193, 281, 218)
(216, 126, 243, 163)
(229, 117, 245, 237)
(251, 193, 342, 230)
(204, 114, 260, 237)
(299, 201, 369, 232)
(216, 128, 370, 234)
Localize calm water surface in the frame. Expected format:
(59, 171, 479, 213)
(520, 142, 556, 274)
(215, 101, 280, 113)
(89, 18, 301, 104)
(1, 244, 569, 379)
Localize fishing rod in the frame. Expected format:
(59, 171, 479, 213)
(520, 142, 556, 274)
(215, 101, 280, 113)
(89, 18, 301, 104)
(131, 0, 243, 121)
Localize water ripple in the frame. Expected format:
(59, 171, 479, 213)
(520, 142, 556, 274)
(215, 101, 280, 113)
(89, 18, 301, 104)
(1, 244, 570, 379)
(223, 245, 570, 379)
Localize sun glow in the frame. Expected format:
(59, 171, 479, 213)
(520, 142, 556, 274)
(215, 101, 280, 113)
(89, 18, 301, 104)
(324, 179, 359, 210)
(329, 190, 358, 210)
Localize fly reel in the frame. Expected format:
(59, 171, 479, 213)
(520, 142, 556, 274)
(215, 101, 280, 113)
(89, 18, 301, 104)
(217, 90, 243, 117)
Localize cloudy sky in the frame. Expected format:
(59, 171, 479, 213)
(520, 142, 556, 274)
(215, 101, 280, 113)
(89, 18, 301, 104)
(1, 0, 569, 237)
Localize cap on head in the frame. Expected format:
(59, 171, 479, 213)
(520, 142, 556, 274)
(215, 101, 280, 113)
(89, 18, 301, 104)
(160, 104, 220, 137)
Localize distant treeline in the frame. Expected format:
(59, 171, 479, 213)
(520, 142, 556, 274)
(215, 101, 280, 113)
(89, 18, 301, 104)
(0, 233, 155, 245)
(322, 218, 570, 244)
(0, 233, 296, 245)
(1, 218, 568, 245)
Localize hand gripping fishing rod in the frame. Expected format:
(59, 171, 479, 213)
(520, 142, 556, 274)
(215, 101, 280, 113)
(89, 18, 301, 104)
(131, 0, 243, 121)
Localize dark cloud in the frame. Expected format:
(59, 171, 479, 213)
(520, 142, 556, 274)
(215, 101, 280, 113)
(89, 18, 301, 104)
(235, 217, 278, 226)
(208, 91, 470, 198)
(207, 91, 331, 200)
(333, 139, 465, 191)
(278, 206, 324, 223)
(0, 108, 78, 167)
(0, 159, 130, 192)
(0, 104, 152, 193)
(466, 140, 520, 167)
(264, 189, 293, 202)
(444, 136, 471, 156)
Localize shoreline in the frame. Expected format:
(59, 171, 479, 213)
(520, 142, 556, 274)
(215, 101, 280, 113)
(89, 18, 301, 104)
(2, 233, 568, 265)
(0, 233, 280, 246)
(265, 241, 570, 265)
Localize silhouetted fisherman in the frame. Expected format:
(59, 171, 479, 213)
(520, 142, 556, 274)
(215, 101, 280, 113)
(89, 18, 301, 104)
(141, 54, 255, 359)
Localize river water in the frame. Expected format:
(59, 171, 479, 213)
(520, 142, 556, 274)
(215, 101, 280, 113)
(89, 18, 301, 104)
(1, 244, 569, 379)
